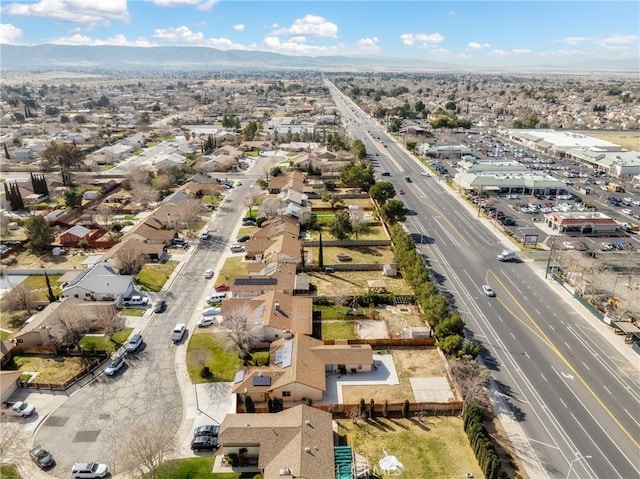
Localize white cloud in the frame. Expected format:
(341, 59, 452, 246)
(560, 36, 590, 45)
(152, 0, 219, 10)
(152, 26, 204, 43)
(289, 36, 307, 44)
(273, 14, 337, 38)
(598, 34, 638, 46)
(205, 37, 246, 49)
(467, 42, 490, 50)
(55, 33, 152, 47)
(355, 36, 380, 53)
(512, 49, 532, 54)
(0, 23, 22, 43)
(492, 49, 508, 56)
(2, 0, 129, 24)
(263, 35, 337, 55)
(232, 24, 245, 32)
(399, 32, 444, 47)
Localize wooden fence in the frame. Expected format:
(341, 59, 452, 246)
(240, 401, 462, 416)
(322, 338, 436, 347)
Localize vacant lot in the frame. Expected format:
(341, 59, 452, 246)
(589, 133, 640, 152)
(338, 416, 482, 479)
(307, 225, 388, 241)
(341, 348, 450, 404)
(9, 249, 94, 269)
(308, 270, 412, 297)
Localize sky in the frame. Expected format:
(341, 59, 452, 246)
(0, 0, 638, 68)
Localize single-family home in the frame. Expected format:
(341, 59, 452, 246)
(218, 404, 335, 479)
(244, 234, 302, 264)
(61, 261, 134, 301)
(232, 262, 309, 298)
(267, 171, 305, 194)
(60, 225, 92, 246)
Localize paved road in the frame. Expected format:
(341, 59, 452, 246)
(327, 79, 640, 479)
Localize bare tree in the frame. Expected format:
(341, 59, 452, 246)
(94, 303, 125, 344)
(133, 183, 159, 208)
(49, 306, 92, 350)
(120, 419, 178, 479)
(450, 359, 491, 411)
(0, 423, 25, 470)
(259, 196, 282, 219)
(5, 285, 36, 314)
(221, 304, 261, 357)
(0, 211, 9, 234)
(112, 241, 146, 275)
(242, 185, 262, 217)
(94, 205, 113, 227)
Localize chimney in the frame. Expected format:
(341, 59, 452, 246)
(275, 301, 280, 310)
(166, 213, 172, 229)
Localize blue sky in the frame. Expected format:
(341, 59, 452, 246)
(1, 1, 638, 67)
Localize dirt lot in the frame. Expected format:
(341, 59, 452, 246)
(308, 270, 413, 296)
(7, 249, 101, 269)
(375, 304, 428, 337)
(7, 356, 86, 383)
(341, 348, 451, 404)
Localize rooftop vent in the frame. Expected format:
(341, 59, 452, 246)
(279, 468, 292, 476)
(305, 447, 311, 454)
(305, 420, 312, 426)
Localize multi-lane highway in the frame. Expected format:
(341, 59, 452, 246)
(327, 79, 640, 479)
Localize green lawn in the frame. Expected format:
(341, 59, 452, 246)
(314, 304, 348, 319)
(143, 457, 256, 479)
(1, 274, 62, 301)
(121, 307, 146, 317)
(321, 320, 357, 340)
(186, 332, 243, 383)
(217, 257, 249, 284)
(0, 464, 21, 479)
(135, 260, 179, 292)
(78, 328, 132, 352)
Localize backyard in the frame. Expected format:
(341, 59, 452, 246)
(309, 270, 413, 297)
(341, 348, 450, 404)
(337, 416, 482, 479)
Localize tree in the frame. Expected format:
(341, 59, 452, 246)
(438, 334, 464, 356)
(5, 285, 37, 314)
(329, 210, 353, 240)
(318, 233, 324, 268)
(340, 162, 375, 191)
(221, 304, 261, 357)
(242, 186, 262, 217)
(0, 423, 24, 472)
(41, 141, 83, 186)
(243, 394, 255, 413)
(64, 188, 83, 210)
(321, 191, 343, 210)
(24, 214, 54, 252)
(434, 313, 465, 339)
(351, 139, 367, 160)
(45, 271, 57, 303)
(112, 242, 145, 275)
(369, 399, 376, 420)
(49, 306, 92, 365)
(451, 361, 491, 411)
(369, 182, 396, 205)
(383, 400, 389, 418)
(402, 399, 410, 418)
(359, 398, 367, 416)
(120, 419, 178, 479)
(380, 199, 407, 224)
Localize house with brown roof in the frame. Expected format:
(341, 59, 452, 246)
(232, 334, 373, 403)
(244, 234, 302, 264)
(100, 237, 165, 268)
(544, 211, 619, 234)
(218, 404, 335, 479)
(233, 262, 309, 298)
(267, 171, 306, 194)
(124, 205, 178, 245)
(251, 216, 300, 241)
(221, 290, 312, 341)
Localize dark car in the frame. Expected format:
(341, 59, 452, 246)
(30, 446, 55, 469)
(194, 425, 220, 437)
(405, 177, 412, 183)
(153, 300, 167, 313)
(191, 435, 219, 451)
(236, 235, 250, 243)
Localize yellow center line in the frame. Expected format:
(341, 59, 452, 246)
(488, 270, 640, 450)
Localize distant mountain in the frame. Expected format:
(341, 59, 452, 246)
(0, 44, 636, 73)
(0, 44, 456, 72)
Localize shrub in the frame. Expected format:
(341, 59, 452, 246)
(227, 453, 239, 467)
(200, 366, 213, 379)
(402, 399, 410, 419)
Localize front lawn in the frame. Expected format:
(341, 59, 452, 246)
(7, 355, 86, 383)
(143, 457, 255, 478)
(0, 465, 21, 479)
(135, 260, 179, 292)
(78, 328, 132, 352)
(337, 417, 482, 479)
(186, 332, 242, 383)
(217, 257, 249, 284)
(121, 307, 146, 317)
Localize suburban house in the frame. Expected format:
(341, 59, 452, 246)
(251, 216, 300, 241)
(1, 371, 22, 403)
(59, 225, 92, 246)
(232, 334, 374, 403)
(123, 205, 177, 245)
(221, 290, 313, 341)
(61, 261, 134, 301)
(100, 237, 165, 268)
(232, 262, 309, 298)
(267, 171, 306, 194)
(543, 211, 619, 235)
(218, 404, 336, 479)
(9, 297, 118, 348)
(244, 234, 303, 264)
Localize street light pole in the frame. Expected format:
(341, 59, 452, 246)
(545, 236, 556, 279)
(565, 454, 592, 478)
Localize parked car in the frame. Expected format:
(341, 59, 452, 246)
(153, 299, 167, 313)
(336, 253, 352, 262)
(236, 235, 250, 243)
(398, 189, 405, 195)
(125, 333, 143, 353)
(71, 462, 109, 478)
(214, 283, 230, 292)
(194, 425, 220, 437)
(601, 242, 614, 251)
(405, 177, 412, 183)
(123, 295, 148, 306)
(197, 317, 215, 328)
(230, 244, 245, 253)
(191, 435, 219, 451)
(104, 356, 125, 376)
(11, 401, 35, 417)
(30, 446, 55, 469)
(482, 285, 496, 297)
(204, 269, 214, 279)
(200, 231, 211, 240)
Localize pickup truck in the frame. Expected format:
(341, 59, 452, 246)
(171, 323, 186, 343)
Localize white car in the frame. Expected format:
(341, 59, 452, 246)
(104, 356, 125, 376)
(12, 401, 35, 417)
(125, 333, 143, 353)
(562, 241, 575, 250)
(71, 462, 109, 478)
(482, 285, 496, 297)
(197, 317, 215, 328)
(204, 269, 214, 279)
(420, 171, 430, 177)
(202, 306, 221, 317)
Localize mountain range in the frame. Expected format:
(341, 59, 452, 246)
(0, 44, 637, 73)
